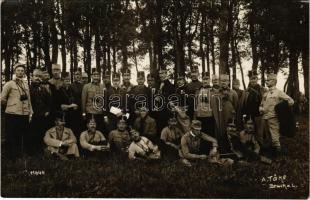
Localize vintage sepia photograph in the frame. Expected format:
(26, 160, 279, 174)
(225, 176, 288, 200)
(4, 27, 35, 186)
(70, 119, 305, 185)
(1, 0, 309, 198)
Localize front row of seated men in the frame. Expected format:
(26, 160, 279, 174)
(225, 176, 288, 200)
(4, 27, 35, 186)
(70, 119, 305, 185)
(43, 111, 268, 166)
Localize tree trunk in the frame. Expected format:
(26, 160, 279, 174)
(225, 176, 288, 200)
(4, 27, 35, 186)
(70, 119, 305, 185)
(42, 17, 51, 72)
(58, 0, 66, 72)
(219, 0, 230, 74)
(287, 45, 300, 103)
(210, 19, 216, 75)
(302, 46, 309, 100)
(249, 13, 259, 72)
(235, 42, 246, 89)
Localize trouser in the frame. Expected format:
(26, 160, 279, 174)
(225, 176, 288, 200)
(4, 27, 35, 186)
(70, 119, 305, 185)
(46, 143, 80, 157)
(27, 115, 49, 155)
(254, 116, 264, 145)
(4, 113, 29, 159)
(265, 117, 281, 149)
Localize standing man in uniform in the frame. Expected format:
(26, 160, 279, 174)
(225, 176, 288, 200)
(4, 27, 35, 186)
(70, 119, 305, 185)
(186, 66, 202, 119)
(81, 69, 106, 134)
(71, 69, 84, 135)
(175, 74, 188, 107)
(82, 72, 89, 85)
(106, 72, 126, 132)
(156, 69, 175, 132)
(210, 74, 237, 153)
(195, 71, 215, 137)
(102, 71, 112, 90)
(146, 73, 158, 120)
(49, 64, 64, 114)
(260, 72, 294, 155)
(243, 70, 264, 144)
(121, 69, 134, 93)
(232, 79, 246, 130)
(49, 63, 63, 90)
(1, 63, 33, 159)
(28, 69, 52, 155)
(130, 71, 151, 124)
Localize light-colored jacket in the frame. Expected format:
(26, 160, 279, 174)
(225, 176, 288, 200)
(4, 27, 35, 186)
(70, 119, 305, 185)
(43, 127, 78, 154)
(261, 87, 294, 119)
(1, 79, 33, 116)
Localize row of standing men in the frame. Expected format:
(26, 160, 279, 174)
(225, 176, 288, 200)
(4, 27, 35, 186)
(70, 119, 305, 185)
(1, 63, 294, 161)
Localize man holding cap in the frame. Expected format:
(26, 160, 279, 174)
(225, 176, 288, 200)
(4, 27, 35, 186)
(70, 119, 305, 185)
(1, 63, 33, 159)
(260, 72, 294, 155)
(179, 120, 219, 167)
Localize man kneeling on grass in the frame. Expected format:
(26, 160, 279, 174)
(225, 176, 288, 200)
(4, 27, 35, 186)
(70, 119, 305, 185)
(43, 112, 80, 160)
(179, 120, 233, 167)
(128, 129, 161, 161)
(80, 118, 110, 158)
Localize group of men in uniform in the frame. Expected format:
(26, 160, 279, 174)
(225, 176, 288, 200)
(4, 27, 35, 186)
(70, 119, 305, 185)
(1, 63, 295, 166)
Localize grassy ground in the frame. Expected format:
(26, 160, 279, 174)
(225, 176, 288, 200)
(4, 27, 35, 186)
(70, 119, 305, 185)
(1, 115, 309, 198)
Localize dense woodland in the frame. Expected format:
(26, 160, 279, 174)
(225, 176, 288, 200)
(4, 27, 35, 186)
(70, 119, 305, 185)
(1, 0, 309, 103)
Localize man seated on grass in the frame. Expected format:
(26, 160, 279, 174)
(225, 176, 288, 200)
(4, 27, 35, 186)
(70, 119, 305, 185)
(109, 118, 131, 154)
(133, 107, 157, 143)
(160, 117, 184, 159)
(179, 120, 234, 167)
(227, 118, 272, 164)
(43, 112, 80, 160)
(128, 129, 161, 161)
(80, 118, 110, 158)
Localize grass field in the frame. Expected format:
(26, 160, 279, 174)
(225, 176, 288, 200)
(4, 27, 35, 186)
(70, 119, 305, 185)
(1, 115, 309, 198)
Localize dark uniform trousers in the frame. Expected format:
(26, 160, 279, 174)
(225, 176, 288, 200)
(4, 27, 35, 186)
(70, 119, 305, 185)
(4, 113, 29, 159)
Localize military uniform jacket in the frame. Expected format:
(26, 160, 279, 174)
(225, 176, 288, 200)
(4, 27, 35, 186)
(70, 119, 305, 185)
(244, 84, 263, 118)
(130, 85, 152, 110)
(175, 84, 189, 107)
(30, 83, 52, 117)
(210, 89, 235, 140)
(108, 129, 131, 152)
(179, 131, 217, 159)
(82, 82, 106, 114)
(80, 130, 107, 151)
(71, 81, 84, 111)
(134, 115, 157, 137)
(106, 86, 126, 112)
